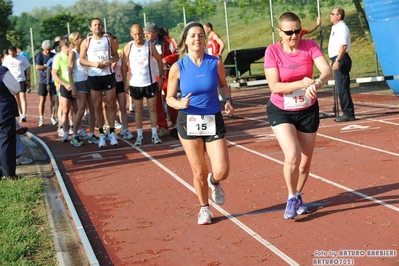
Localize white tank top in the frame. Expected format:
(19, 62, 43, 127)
(128, 40, 156, 87)
(72, 49, 88, 82)
(86, 36, 112, 77)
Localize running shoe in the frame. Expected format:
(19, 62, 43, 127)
(68, 126, 74, 135)
(61, 134, 69, 143)
(114, 121, 122, 129)
(284, 197, 298, 219)
(70, 136, 83, 147)
(38, 117, 44, 127)
(129, 104, 134, 113)
(98, 134, 107, 148)
(77, 129, 88, 139)
(88, 135, 99, 144)
(20, 114, 27, 123)
(152, 134, 162, 144)
(197, 206, 213, 225)
(123, 129, 134, 140)
(16, 156, 33, 165)
(134, 135, 144, 146)
(51, 116, 58, 125)
(158, 127, 169, 138)
(296, 193, 308, 215)
(109, 132, 118, 146)
(207, 173, 225, 205)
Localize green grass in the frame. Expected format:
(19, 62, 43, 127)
(0, 177, 56, 265)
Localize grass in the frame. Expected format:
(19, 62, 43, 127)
(0, 177, 56, 265)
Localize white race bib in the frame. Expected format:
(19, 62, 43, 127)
(283, 89, 311, 109)
(186, 115, 216, 136)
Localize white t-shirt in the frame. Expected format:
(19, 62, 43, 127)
(2, 54, 30, 82)
(328, 21, 351, 58)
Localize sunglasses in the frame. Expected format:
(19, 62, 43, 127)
(280, 27, 302, 36)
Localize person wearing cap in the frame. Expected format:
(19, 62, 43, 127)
(2, 46, 31, 124)
(80, 18, 120, 148)
(36, 40, 57, 127)
(144, 22, 179, 138)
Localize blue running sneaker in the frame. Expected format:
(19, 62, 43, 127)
(296, 193, 308, 215)
(284, 197, 298, 219)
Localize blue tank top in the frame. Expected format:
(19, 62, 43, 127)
(177, 54, 220, 115)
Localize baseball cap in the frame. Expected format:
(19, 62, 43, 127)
(143, 22, 158, 32)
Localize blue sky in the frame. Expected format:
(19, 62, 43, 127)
(12, 0, 153, 15)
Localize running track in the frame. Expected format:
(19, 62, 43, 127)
(25, 86, 399, 265)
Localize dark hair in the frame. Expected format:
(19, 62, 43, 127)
(204, 22, 213, 30)
(278, 12, 301, 28)
(336, 7, 345, 20)
(8, 46, 17, 53)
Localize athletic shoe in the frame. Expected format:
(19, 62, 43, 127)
(114, 121, 122, 129)
(296, 193, 308, 215)
(284, 197, 298, 219)
(98, 134, 107, 148)
(38, 117, 44, 127)
(61, 134, 69, 143)
(50, 116, 58, 125)
(152, 134, 162, 144)
(134, 135, 144, 146)
(20, 114, 27, 123)
(77, 129, 88, 139)
(207, 173, 225, 205)
(16, 156, 33, 165)
(123, 130, 134, 140)
(197, 206, 213, 225)
(109, 132, 118, 146)
(158, 127, 169, 138)
(70, 136, 83, 147)
(68, 126, 74, 135)
(87, 135, 99, 144)
(129, 104, 134, 113)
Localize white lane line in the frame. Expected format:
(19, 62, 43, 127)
(120, 139, 299, 266)
(227, 140, 399, 213)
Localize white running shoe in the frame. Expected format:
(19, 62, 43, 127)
(108, 132, 118, 146)
(38, 117, 44, 127)
(123, 130, 134, 140)
(77, 129, 88, 139)
(98, 134, 107, 148)
(61, 134, 68, 143)
(50, 116, 58, 125)
(152, 134, 162, 144)
(207, 173, 225, 205)
(134, 135, 143, 146)
(197, 206, 213, 225)
(114, 121, 122, 130)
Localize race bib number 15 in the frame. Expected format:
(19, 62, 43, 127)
(186, 115, 216, 136)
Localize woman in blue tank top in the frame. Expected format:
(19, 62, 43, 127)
(166, 22, 234, 225)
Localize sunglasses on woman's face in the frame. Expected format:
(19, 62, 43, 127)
(280, 27, 302, 36)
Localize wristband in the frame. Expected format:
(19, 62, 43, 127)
(315, 78, 322, 87)
(224, 97, 233, 104)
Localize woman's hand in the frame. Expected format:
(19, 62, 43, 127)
(225, 101, 234, 116)
(305, 84, 318, 99)
(179, 92, 191, 109)
(301, 77, 315, 88)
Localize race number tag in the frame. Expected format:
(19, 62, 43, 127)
(131, 57, 149, 68)
(186, 115, 216, 136)
(93, 51, 109, 61)
(283, 88, 311, 109)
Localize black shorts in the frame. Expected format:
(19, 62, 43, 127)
(75, 80, 90, 93)
(19, 81, 28, 93)
(116, 81, 125, 94)
(87, 73, 116, 91)
(176, 111, 226, 142)
(60, 85, 73, 99)
(38, 83, 56, 96)
(267, 100, 320, 133)
(130, 83, 158, 100)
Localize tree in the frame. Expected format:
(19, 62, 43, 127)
(177, 0, 220, 22)
(6, 29, 22, 46)
(0, 0, 13, 49)
(39, 13, 89, 41)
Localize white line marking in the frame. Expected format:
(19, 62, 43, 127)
(120, 139, 299, 266)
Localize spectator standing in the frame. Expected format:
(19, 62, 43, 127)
(144, 22, 179, 137)
(328, 7, 355, 122)
(0, 66, 20, 179)
(166, 22, 234, 225)
(264, 12, 332, 219)
(2, 46, 31, 123)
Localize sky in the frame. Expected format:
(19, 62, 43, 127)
(12, 0, 153, 16)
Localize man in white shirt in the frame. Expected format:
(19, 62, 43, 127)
(328, 7, 355, 122)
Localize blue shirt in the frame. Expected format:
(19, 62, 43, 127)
(177, 54, 220, 115)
